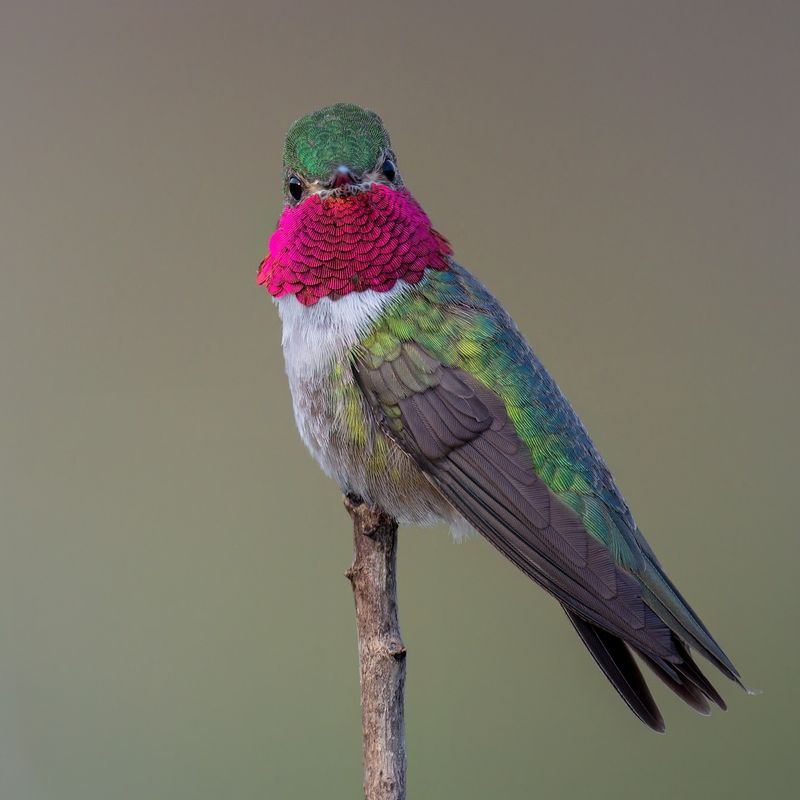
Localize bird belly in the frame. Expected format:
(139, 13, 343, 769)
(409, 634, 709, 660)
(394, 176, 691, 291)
(276, 291, 465, 530)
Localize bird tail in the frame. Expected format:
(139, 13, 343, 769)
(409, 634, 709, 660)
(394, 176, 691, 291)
(565, 608, 665, 732)
(564, 607, 728, 732)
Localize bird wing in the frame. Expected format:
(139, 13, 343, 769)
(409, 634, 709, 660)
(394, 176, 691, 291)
(351, 264, 740, 727)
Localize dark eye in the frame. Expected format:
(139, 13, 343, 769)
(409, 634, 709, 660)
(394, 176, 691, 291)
(288, 175, 303, 201)
(381, 159, 396, 182)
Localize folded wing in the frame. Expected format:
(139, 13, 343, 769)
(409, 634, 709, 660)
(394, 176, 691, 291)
(354, 328, 739, 729)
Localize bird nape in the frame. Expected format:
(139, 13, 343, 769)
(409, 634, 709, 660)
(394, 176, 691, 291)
(258, 102, 745, 732)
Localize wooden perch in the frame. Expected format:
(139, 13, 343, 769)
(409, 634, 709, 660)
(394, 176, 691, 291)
(344, 494, 407, 800)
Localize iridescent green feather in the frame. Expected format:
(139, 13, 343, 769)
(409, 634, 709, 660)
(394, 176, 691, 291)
(284, 103, 390, 181)
(328, 361, 403, 481)
(359, 264, 641, 566)
(356, 264, 736, 674)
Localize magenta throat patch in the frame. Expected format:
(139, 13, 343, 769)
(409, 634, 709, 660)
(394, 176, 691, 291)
(258, 184, 451, 306)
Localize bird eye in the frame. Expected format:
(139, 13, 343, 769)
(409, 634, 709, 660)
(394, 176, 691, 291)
(381, 159, 396, 182)
(287, 175, 303, 201)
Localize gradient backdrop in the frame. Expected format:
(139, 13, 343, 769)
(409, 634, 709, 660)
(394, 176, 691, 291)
(1, 2, 798, 798)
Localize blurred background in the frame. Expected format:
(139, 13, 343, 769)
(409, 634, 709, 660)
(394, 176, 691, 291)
(1, 1, 798, 798)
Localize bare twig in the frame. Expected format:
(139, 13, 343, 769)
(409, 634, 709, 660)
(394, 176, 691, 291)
(344, 493, 407, 800)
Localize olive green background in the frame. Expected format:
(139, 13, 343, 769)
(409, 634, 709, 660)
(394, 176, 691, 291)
(1, 1, 798, 798)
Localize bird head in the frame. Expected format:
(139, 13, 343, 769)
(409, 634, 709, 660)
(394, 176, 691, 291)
(281, 103, 401, 204)
(258, 104, 449, 306)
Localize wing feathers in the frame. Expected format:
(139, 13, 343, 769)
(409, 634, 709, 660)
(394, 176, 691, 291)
(354, 344, 736, 728)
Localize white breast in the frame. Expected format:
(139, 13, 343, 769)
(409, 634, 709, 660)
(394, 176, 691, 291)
(274, 285, 404, 488)
(273, 285, 468, 532)
(276, 286, 407, 381)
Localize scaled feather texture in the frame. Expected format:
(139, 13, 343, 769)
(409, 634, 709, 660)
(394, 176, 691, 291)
(259, 185, 451, 305)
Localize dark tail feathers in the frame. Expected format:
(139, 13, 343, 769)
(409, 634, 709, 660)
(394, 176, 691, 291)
(564, 608, 727, 732)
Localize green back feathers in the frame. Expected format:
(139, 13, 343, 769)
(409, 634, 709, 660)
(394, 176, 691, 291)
(356, 268, 739, 676)
(358, 266, 643, 569)
(283, 103, 390, 181)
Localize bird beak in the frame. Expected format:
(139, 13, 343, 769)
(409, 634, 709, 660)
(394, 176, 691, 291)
(330, 164, 356, 188)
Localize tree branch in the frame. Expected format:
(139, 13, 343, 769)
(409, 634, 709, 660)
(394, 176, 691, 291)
(344, 494, 407, 800)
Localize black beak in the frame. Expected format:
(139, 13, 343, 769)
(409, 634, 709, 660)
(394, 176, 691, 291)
(330, 165, 357, 188)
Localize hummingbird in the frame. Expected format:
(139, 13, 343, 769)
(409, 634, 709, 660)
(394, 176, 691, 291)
(259, 103, 744, 731)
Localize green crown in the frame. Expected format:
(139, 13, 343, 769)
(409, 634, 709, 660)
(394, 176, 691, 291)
(283, 103, 390, 181)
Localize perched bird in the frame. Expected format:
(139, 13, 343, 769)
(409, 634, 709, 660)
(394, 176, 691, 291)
(259, 103, 743, 731)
